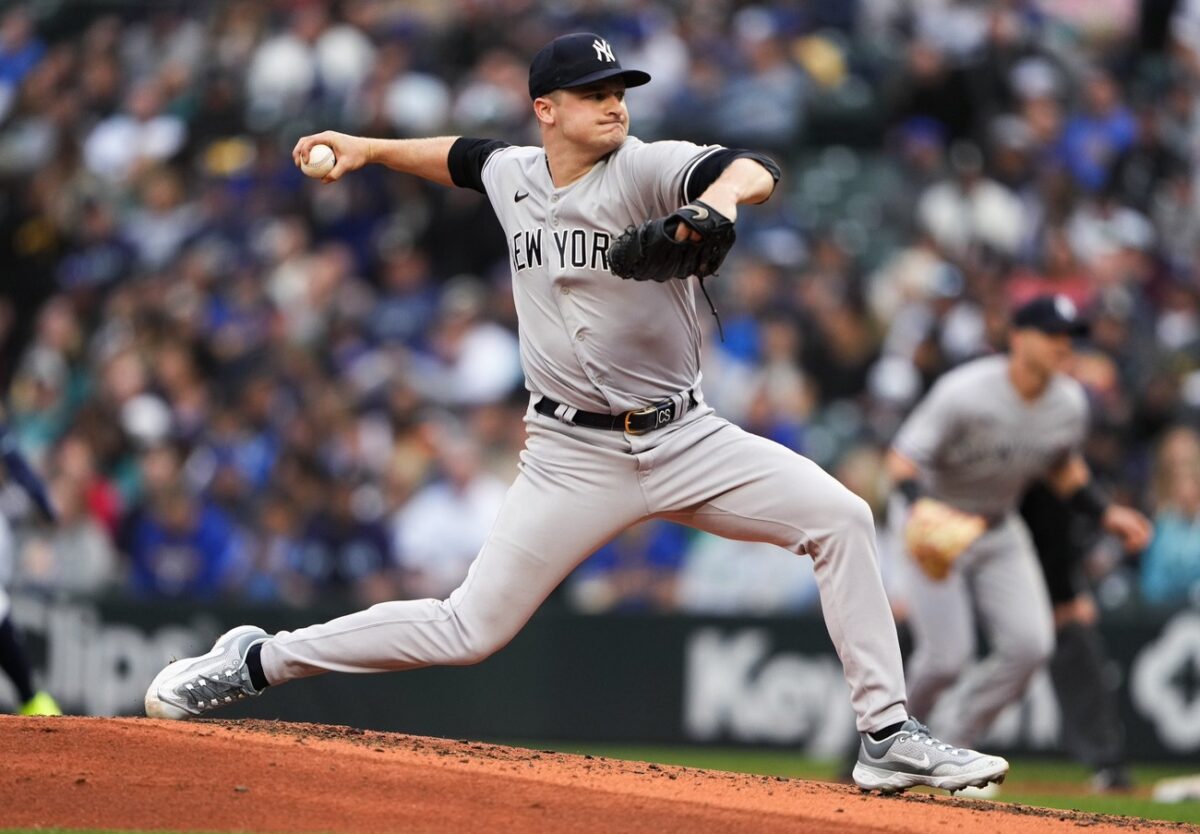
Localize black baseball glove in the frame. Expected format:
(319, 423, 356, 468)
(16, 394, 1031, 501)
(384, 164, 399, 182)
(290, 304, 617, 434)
(609, 200, 736, 283)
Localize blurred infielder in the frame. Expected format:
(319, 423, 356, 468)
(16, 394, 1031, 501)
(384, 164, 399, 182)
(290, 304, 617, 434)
(0, 421, 61, 715)
(887, 295, 1151, 749)
(147, 33, 1009, 794)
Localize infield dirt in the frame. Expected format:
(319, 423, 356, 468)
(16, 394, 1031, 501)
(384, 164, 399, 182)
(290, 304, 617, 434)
(0, 716, 1195, 833)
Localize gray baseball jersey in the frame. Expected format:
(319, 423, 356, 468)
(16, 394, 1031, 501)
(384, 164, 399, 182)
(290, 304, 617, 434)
(893, 355, 1089, 518)
(481, 137, 720, 413)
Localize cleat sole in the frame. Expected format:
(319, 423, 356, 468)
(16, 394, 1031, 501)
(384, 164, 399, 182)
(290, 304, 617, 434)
(851, 757, 1009, 796)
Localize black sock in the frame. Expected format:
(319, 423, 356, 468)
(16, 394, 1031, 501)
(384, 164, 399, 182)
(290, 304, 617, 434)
(868, 721, 906, 742)
(0, 615, 36, 703)
(246, 642, 270, 691)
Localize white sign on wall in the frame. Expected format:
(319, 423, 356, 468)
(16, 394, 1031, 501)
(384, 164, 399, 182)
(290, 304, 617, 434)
(1131, 612, 1200, 753)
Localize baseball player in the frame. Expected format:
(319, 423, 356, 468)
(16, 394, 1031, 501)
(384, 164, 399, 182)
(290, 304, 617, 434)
(146, 33, 1009, 794)
(0, 421, 62, 715)
(888, 294, 1151, 750)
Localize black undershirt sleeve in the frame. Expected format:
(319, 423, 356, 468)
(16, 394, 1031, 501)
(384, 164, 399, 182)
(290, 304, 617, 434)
(448, 137, 511, 193)
(682, 149, 782, 203)
(1020, 482, 1085, 605)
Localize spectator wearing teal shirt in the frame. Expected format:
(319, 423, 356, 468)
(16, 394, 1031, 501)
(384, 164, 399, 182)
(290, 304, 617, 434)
(1142, 427, 1200, 606)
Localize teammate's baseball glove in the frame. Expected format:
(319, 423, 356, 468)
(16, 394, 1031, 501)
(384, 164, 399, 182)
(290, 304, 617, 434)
(609, 200, 736, 283)
(904, 497, 987, 581)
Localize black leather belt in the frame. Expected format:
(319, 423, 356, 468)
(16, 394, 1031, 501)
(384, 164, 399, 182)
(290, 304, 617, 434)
(535, 390, 697, 435)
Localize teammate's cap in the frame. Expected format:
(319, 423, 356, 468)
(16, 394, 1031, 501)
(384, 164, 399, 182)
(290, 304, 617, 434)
(528, 33, 651, 100)
(1012, 294, 1090, 337)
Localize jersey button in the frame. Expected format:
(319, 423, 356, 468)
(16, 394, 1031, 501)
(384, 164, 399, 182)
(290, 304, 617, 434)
(576, 332, 585, 341)
(560, 286, 570, 295)
(551, 195, 559, 203)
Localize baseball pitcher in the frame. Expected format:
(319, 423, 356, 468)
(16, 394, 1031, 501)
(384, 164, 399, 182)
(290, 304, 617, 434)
(146, 33, 1008, 794)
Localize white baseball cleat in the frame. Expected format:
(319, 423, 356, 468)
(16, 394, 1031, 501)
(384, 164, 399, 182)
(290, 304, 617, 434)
(852, 717, 1009, 795)
(145, 625, 269, 720)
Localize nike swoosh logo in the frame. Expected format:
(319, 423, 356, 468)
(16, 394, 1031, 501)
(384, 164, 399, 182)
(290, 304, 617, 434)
(889, 750, 930, 768)
(684, 204, 709, 220)
(514, 190, 530, 202)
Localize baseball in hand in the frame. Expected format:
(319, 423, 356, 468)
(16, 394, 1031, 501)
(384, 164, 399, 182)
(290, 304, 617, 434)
(300, 143, 336, 178)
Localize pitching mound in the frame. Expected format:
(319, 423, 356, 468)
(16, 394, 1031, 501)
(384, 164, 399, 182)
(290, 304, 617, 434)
(0, 716, 1190, 833)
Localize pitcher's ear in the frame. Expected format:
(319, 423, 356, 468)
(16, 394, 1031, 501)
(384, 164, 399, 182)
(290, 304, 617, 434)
(533, 96, 555, 126)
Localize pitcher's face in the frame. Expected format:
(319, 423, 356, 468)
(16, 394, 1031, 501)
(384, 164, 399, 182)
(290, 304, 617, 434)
(541, 79, 629, 156)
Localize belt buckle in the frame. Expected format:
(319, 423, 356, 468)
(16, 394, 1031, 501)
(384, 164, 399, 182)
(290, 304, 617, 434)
(624, 403, 671, 435)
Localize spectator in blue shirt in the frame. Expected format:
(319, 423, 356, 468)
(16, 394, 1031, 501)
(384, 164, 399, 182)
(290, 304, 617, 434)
(293, 477, 395, 605)
(1060, 69, 1136, 193)
(127, 483, 248, 598)
(566, 521, 689, 612)
(0, 8, 44, 87)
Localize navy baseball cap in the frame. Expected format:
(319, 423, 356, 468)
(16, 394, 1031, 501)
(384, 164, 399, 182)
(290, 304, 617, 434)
(528, 33, 651, 100)
(1012, 294, 1090, 337)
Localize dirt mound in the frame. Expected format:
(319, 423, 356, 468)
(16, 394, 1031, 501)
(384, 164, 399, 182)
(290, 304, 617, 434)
(0, 716, 1191, 833)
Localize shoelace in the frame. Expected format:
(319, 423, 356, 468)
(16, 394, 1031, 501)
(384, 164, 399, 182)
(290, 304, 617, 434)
(180, 668, 252, 711)
(901, 721, 960, 754)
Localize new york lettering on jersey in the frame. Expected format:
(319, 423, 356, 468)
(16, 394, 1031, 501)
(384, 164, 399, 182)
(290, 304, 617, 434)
(472, 140, 715, 413)
(510, 227, 611, 273)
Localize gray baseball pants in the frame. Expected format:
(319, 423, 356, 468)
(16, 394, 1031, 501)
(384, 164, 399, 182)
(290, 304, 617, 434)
(902, 514, 1055, 746)
(260, 400, 910, 733)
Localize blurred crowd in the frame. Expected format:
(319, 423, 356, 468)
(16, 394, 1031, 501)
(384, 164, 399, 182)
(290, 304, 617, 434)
(2, 0, 1200, 613)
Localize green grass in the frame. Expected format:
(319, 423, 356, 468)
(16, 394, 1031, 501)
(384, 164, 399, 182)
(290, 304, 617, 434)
(993, 794, 1200, 825)
(520, 742, 1200, 825)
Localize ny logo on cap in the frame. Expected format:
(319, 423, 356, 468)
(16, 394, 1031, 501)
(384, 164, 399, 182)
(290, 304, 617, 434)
(1054, 295, 1077, 321)
(593, 38, 615, 62)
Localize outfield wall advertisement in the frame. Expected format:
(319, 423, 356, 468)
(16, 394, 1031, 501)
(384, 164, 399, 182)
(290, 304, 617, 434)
(4, 593, 1198, 761)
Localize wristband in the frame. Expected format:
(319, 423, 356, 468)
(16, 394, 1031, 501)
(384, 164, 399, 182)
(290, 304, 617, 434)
(1069, 481, 1109, 520)
(896, 479, 924, 504)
